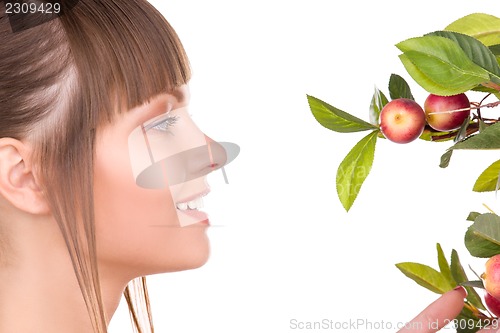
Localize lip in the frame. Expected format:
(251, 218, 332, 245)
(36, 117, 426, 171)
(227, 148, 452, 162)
(175, 188, 211, 226)
(176, 188, 210, 204)
(177, 209, 210, 226)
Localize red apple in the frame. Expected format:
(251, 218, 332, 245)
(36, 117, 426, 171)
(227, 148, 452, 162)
(485, 292, 500, 317)
(379, 98, 426, 144)
(424, 93, 470, 131)
(483, 254, 500, 300)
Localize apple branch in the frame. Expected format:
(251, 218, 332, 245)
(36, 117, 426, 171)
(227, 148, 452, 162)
(481, 81, 500, 92)
(430, 100, 500, 141)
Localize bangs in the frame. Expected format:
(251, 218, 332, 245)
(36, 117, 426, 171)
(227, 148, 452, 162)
(60, 0, 191, 125)
(2, 2, 191, 332)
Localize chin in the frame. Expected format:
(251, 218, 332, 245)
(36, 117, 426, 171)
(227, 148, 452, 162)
(177, 241, 211, 271)
(126, 251, 210, 279)
(176, 224, 211, 270)
(184, 253, 210, 271)
(153, 237, 211, 275)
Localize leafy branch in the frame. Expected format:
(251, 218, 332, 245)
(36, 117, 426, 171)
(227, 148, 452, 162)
(307, 12, 500, 332)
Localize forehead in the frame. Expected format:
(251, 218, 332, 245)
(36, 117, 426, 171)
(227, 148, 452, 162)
(98, 84, 190, 137)
(127, 85, 190, 124)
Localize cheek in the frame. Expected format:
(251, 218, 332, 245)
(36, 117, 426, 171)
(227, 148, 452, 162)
(93, 139, 210, 277)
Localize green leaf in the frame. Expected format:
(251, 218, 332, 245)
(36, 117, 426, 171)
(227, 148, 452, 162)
(450, 250, 466, 285)
(436, 243, 455, 287)
(491, 44, 500, 54)
(307, 95, 378, 133)
(396, 262, 453, 294)
(473, 85, 500, 100)
(473, 159, 500, 192)
(490, 44, 500, 57)
(451, 122, 500, 150)
(336, 131, 378, 211)
(398, 53, 448, 95)
(439, 149, 453, 168)
(451, 250, 485, 310)
(455, 305, 486, 333)
(466, 212, 481, 221)
(388, 74, 414, 100)
(445, 13, 500, 46)
(397, 35, 490, 96)
(465, 213, 500, 258)
(428, 31, 500, 82)
(420, 126, 456, 142)
(465, 228, 500, 258)
(369, 87, 388, 125)
(460, 280, 484, 289)
(479, 119, 488, 132)
(454, 116, 471, 143)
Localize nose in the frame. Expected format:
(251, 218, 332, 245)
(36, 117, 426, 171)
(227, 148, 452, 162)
(135, 136, 239, 189)
(171, 135, 239, 185)
(194, 135, 227, 174)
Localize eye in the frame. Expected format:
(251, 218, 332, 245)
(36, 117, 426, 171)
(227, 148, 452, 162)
(144, 115, 179, 132)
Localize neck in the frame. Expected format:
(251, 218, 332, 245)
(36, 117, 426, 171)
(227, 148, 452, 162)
(0, 215, 127, 333)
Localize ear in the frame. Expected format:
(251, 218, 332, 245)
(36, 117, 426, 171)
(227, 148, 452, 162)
(0, 138, 50, 215)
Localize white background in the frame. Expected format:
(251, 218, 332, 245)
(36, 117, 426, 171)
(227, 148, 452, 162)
(109, 1, 500, 332)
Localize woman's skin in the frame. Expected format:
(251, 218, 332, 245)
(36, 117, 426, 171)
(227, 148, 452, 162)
(0, 84, 213, 332)
(400, 287, 497, 333)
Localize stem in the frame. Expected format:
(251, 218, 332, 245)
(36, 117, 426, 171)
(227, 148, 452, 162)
(430, 123, 479, 141)
(479, 93, 492, 106)
(464, 302, 492, 321)
(429, 99, 500, 141)
(483, 203, 497, 215)
(427, 101, 500, 115)
(481, 81, 500, 91)
(476, 100, 500, 111)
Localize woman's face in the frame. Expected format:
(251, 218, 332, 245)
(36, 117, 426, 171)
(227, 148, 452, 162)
(93, 84, 212, 280)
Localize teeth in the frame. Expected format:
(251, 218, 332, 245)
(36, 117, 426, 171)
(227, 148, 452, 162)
(187, 200, 197, 209)
(177, 202, 188, 210)
(176, 197, 204, 211)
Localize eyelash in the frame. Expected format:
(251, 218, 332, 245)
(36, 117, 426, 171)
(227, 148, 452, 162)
(144, 115, 179, 132)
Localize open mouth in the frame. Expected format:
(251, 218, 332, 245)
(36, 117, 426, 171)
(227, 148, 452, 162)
(176, 196, 204, 211)
(174, 190, 210, 226)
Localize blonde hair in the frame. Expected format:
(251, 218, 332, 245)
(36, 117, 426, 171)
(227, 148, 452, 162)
(0, 1, 191, 332)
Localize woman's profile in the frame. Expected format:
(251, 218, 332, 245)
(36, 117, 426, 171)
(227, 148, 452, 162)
(0, 1, 227, 332)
